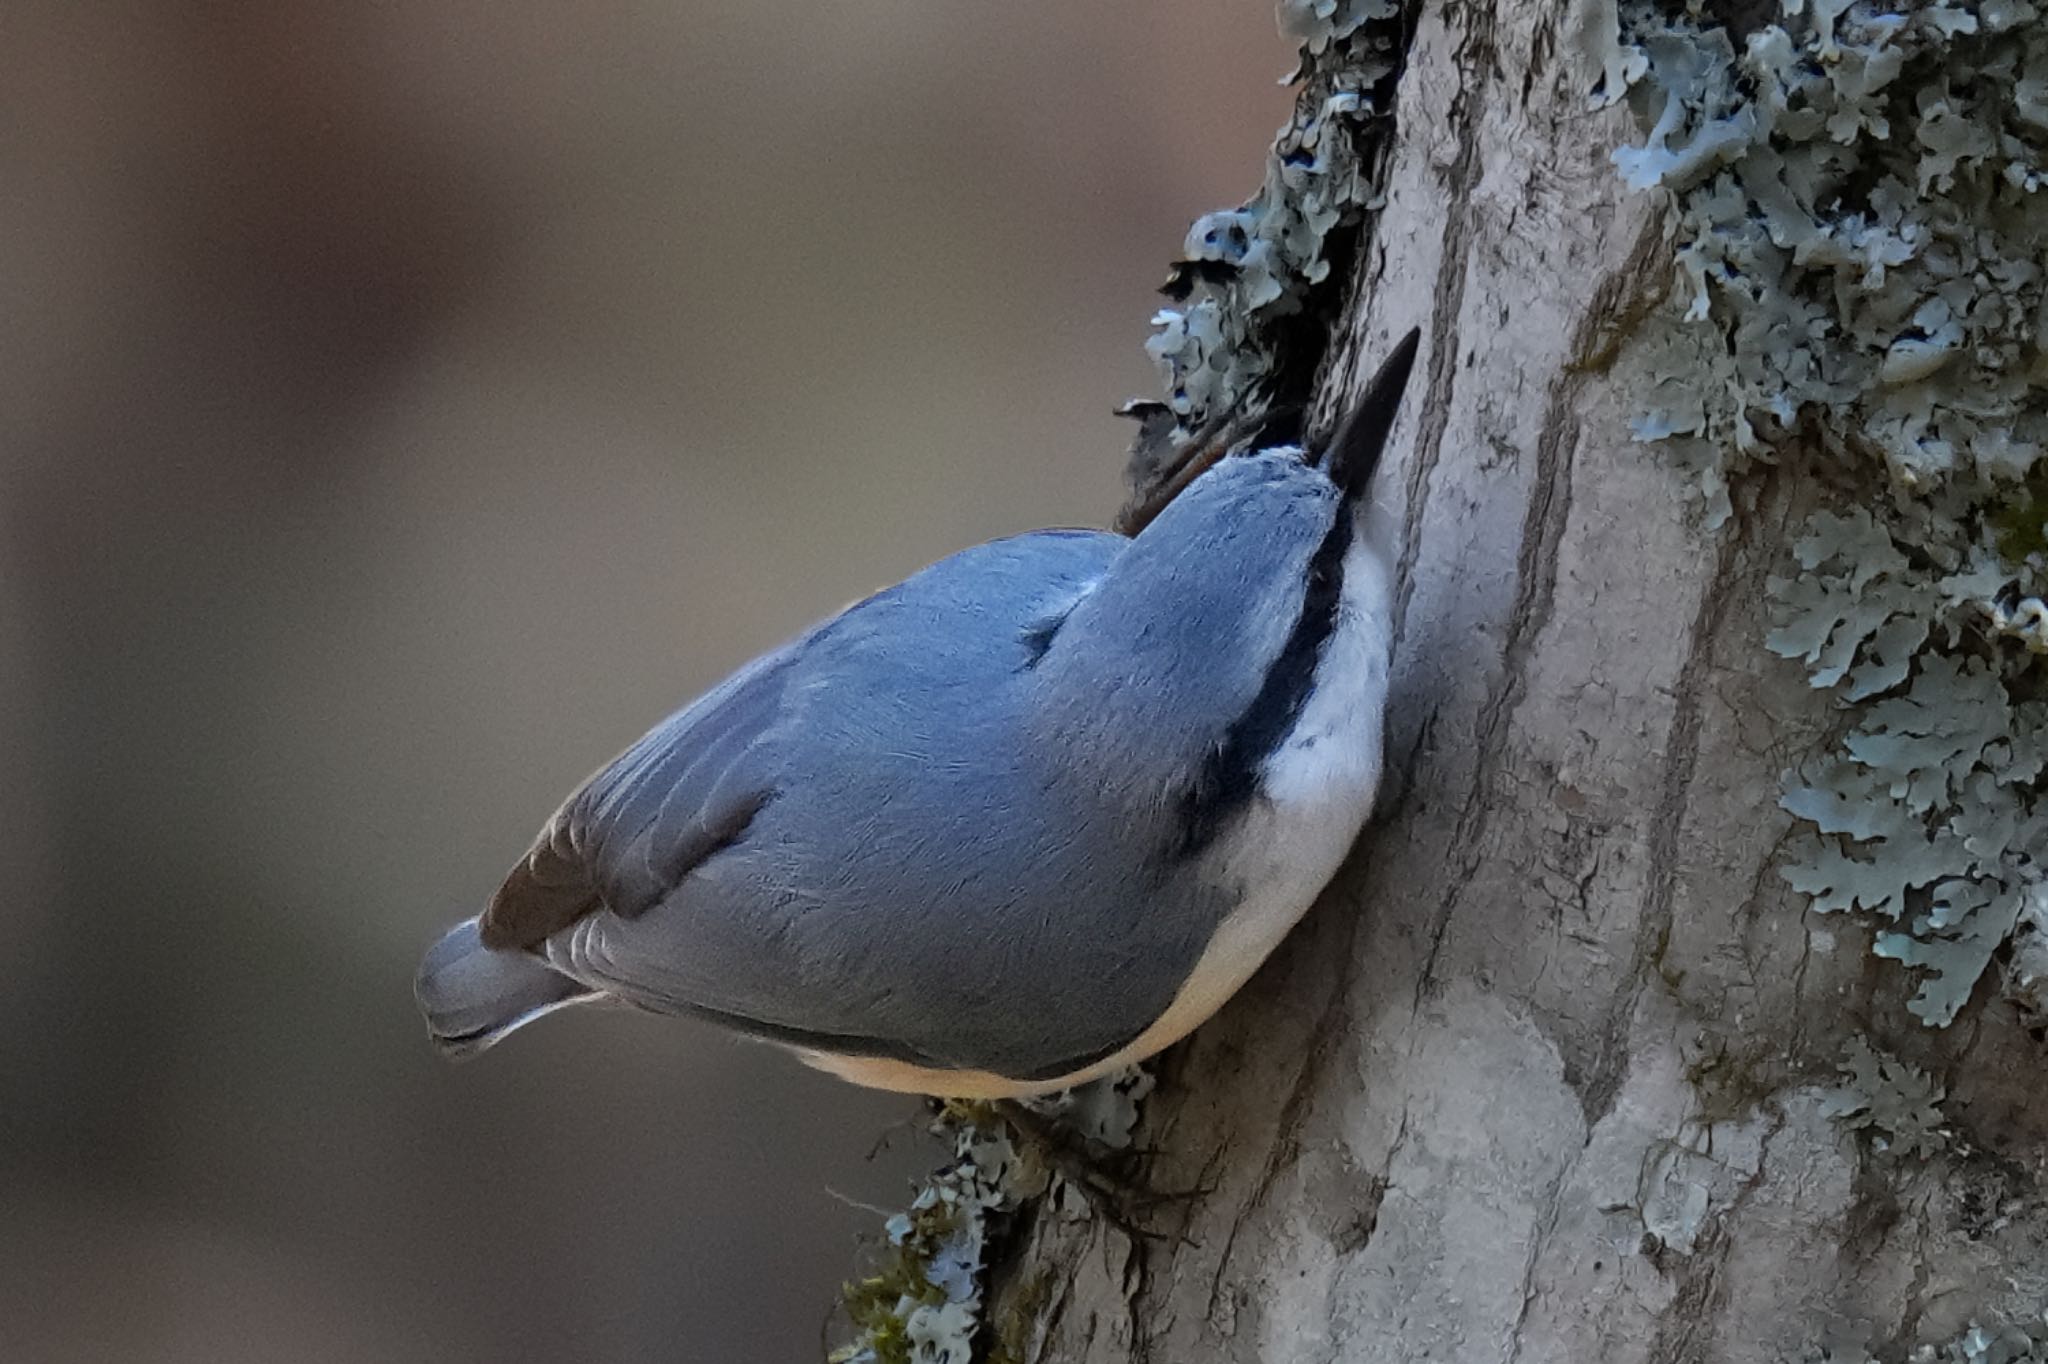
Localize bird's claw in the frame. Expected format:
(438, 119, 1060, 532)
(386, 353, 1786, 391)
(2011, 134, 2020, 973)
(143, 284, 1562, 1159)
(992, 1100, 1210, 1243)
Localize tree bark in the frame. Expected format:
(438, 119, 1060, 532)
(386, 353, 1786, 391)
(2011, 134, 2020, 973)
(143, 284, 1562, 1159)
(986, 3, 2048, 1360)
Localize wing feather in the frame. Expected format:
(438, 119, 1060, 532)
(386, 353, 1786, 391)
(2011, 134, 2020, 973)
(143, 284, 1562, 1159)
(483, 528, 1144, 1083)
(479, 647, 795, 949)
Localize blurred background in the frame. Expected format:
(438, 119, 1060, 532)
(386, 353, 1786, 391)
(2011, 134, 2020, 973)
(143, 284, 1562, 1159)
(0, 3, 1290, 1360)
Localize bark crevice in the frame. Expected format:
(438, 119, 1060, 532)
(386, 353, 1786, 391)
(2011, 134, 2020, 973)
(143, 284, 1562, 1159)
(1389, 6, 1496, 654)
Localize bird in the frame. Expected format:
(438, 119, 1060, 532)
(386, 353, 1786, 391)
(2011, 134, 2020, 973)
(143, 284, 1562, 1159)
(415, 328, 1420, 1099)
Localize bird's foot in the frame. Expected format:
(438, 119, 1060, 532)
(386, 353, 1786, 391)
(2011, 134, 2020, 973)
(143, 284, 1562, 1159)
(991, 1099, 1208, 1243)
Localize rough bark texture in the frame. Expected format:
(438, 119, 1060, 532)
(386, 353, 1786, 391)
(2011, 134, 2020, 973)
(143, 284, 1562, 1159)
(988, 3, 2048, 1360)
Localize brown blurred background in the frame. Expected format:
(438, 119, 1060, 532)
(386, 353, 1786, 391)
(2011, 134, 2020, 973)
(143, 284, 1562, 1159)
(0, 3, 1289, 1361)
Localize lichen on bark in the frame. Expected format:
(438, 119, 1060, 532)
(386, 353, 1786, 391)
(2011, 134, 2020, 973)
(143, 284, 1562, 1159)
(1609, 0, 2048, 1027)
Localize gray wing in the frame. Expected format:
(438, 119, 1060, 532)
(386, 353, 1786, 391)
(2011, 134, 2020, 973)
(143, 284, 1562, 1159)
(490, 530, 1191, 1077)
(478, 642, 797, 950)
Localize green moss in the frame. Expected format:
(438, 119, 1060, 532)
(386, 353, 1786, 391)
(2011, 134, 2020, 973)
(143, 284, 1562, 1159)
(828, 1110, 1016, 1364)
(1683, 1036, 1781, 1124)
(984, 1265, 1061, 1364)
(841, 1206, 960, 1320)
(1990, 468, 2048, 563)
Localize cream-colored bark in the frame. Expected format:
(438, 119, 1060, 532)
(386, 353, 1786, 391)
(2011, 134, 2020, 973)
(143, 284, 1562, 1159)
(988, 3, 2048, 1359)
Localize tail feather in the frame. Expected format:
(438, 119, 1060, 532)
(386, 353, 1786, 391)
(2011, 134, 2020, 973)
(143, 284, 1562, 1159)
(415, 917, 594, 1058)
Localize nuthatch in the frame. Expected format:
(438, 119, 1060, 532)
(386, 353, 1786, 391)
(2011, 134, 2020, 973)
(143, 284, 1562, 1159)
(416, 329, 1420, 1098)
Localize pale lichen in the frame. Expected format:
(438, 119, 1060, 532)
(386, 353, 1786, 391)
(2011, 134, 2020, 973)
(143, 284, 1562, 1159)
(1276, 0, 1399, 55)
(1024, 1064, 1155, 1150)
(832, 1110, 1034, 1364)
(829, 1070, 1152, 1364)
(1609, 0, 2048, 1026)
(1820, 1037, 1950, 1158)
(2005, 886, 2048, 1022)
(1122, 0, 1410, 504)
(1813, 1311, 2048, 1363)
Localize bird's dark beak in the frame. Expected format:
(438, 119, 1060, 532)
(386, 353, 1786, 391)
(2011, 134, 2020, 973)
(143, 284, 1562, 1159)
(1318, 327, 1422, 500)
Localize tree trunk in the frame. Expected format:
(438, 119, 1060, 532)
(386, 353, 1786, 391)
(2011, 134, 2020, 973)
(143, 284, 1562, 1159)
(978, 2, 2048, 1361)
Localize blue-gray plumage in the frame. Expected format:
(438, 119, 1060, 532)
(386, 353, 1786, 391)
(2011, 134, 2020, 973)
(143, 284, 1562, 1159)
(416, 329, 1421, 1097)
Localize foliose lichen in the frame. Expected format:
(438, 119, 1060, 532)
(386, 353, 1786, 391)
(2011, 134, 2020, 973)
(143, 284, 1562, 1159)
(2005, 889, 2048, 1021)
(1911, 1321, 2048, 1364)
(829, 1070, 1153, 1364)
(1276, 0, 1399, 54)
(1121, 0, 1409, 503)
(1609, 0, 2048, 1027)
(1026, 1063, 1156, 1150)
(1814, 1311, 2048, 1363)
(832, 1110, 1033, 1364)
(1820, 1036, 1951, 1157)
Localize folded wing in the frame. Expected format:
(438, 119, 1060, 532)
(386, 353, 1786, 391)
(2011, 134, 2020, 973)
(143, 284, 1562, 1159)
(480, 644, 797, 950)
(477, 530, 1156, 1079)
